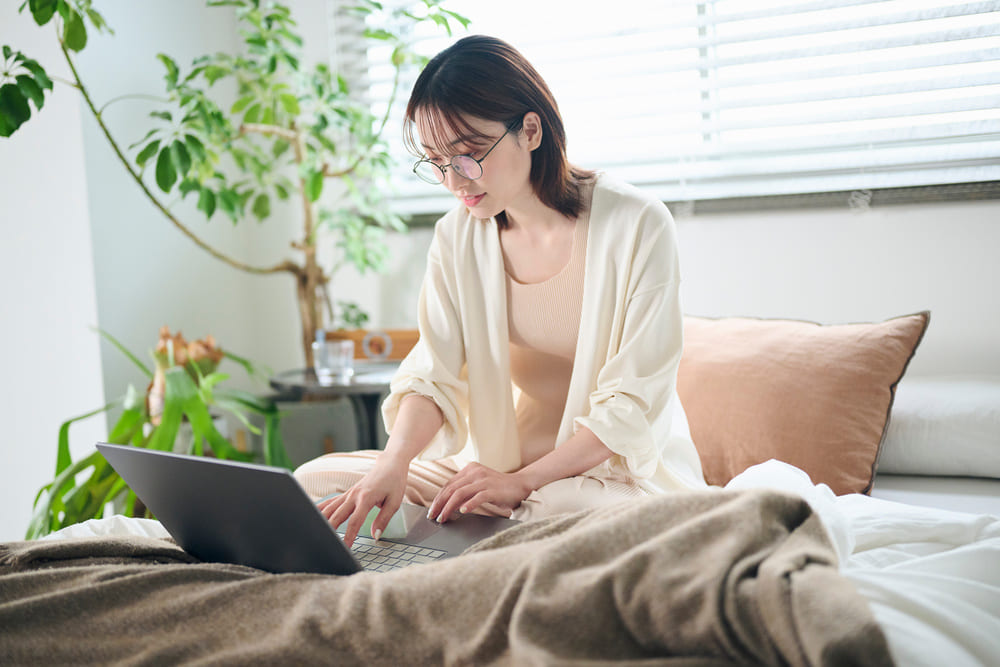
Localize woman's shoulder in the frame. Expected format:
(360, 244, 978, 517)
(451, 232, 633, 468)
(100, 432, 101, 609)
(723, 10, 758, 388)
(591, 173, 674, 233)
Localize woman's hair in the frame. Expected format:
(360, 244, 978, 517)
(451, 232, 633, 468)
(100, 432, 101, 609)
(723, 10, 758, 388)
(404, 35, 594, 227)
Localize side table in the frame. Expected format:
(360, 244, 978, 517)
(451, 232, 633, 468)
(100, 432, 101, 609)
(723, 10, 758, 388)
(269, 362, 399, 452)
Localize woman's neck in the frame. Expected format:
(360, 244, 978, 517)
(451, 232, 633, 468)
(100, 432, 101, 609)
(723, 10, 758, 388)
(503, 194, 573, 234)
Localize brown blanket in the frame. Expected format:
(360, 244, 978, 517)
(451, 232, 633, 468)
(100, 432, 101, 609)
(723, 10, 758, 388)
(0, 489, 892, 666)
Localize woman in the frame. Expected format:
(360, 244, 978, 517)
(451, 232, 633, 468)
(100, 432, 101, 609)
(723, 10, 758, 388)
(294, 35, 706, 546)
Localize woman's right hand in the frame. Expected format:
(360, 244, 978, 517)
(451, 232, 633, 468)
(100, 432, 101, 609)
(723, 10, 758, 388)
(317, 453, 410, 547)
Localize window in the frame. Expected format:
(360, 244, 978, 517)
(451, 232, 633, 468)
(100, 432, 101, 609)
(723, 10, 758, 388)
(333, 0, 1000, 215)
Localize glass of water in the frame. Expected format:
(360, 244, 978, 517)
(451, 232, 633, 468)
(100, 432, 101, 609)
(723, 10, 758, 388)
(312, 339, 355, 385)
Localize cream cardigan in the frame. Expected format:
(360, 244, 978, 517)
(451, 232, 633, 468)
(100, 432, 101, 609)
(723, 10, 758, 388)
(382, 174, 707, 493)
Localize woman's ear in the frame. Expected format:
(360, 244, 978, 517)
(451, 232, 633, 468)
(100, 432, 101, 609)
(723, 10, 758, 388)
(521, 111, 543, 151)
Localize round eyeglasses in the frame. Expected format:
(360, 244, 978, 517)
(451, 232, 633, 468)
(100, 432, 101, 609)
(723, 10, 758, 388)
(412, 127, 512, 185)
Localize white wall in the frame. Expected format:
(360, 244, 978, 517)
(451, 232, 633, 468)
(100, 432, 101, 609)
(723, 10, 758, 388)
(0, 11, 107, 541)
(673, 199, 1000, 376)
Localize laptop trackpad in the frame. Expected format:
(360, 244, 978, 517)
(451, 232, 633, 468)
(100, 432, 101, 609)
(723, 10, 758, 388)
(328, 499, 516, 555)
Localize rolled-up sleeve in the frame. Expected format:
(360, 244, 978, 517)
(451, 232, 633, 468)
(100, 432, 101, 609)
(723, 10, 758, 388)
(572, 199, 690, 482)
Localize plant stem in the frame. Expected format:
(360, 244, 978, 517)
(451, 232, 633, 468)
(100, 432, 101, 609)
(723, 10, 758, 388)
(240, 122, 297, 141)
(59, 41, 300, 277)
(98, 92, 171, 115)
(290, 120, 326, 366)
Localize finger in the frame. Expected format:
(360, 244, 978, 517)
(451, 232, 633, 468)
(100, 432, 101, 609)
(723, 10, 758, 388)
(318, 493, 346, 519)
(370, 496, 402, 540)
(428, 478, 465, 521)
(342, 503, 372, 548)
(325, 495, 358, 531)
(436, 482, 478, 524)
(428, 466, 478, 520)
(455, 489, 494, 516)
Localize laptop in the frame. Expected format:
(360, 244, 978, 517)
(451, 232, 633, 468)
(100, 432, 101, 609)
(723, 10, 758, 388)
(96, 443, 518, 576)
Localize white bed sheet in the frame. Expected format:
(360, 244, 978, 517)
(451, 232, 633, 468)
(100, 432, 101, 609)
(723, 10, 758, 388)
(43, 461, 1000, 666)
(727, 461, 1000, 667)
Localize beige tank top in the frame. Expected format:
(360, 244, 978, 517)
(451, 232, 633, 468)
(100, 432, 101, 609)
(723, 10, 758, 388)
(505, 204, 589, 466)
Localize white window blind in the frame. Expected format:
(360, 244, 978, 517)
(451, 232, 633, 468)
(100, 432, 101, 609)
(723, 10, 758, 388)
(331, 0, 1000, 215)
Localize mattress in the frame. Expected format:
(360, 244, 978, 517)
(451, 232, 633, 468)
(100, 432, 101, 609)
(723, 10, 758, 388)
(870, 474, 1000, 517)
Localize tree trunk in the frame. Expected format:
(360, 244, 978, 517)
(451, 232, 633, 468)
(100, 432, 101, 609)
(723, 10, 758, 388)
(296, 268, 326, 369)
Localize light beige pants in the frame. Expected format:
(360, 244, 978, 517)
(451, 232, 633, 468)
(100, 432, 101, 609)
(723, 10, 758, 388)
(293, 450, 648, 521)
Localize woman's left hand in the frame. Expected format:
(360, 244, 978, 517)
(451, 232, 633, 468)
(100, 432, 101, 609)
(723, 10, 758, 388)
(427, 462, 533, 522)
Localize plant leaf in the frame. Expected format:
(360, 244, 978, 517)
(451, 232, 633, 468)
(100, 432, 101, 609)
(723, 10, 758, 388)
(63, 8, 88, 51)
(251, 192, 270, 219)
(128, 127, 158, 150)
(306, 169, 323, 201)
(146, 367, 189, 451)
(20, 58, 53, 90)
(230, 94, 254, 114)
(442, 9, 471, 29)
(15, 74, 45, 110)
(155, 145, 177, 192)
(184, 134, 207, 162)
(28, 0, 58, 26)
(135, 139, 161, 167)
(278, 93, 299, 115)
(197, 187, 217, 218)
(0, 83, 31, 137)
(26, 451, 103, 539)
(363, 28, 394, 41)
(156, 53, 180, 89)
(94, 327, 153, 378)
(107, 405, 147, 443)
(215, 387, 277, 415)
(213, 397, 262, 436)
(56, 402, 116, 475)
(222, 349, 271, 379)
(182, 385, 250, 462)
(169, 138, 192, 176)
(242, 103, 261, 124)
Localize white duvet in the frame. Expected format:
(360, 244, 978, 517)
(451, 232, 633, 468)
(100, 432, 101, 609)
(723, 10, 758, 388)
(44, 461, 1000, 666)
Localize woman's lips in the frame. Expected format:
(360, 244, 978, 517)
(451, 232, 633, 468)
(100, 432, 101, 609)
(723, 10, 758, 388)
(460, 193, 485, 207)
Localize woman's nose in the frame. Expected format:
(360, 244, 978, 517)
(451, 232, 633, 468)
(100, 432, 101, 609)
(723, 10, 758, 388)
(442, 165, 471, 188)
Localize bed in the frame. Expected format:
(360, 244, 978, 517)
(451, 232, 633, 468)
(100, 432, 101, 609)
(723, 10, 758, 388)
(2, 312, 998, 666)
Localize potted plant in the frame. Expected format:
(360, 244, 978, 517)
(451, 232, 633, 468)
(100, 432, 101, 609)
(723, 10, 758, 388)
(26, 326, 288, 539)
(1, 0, 466, 367)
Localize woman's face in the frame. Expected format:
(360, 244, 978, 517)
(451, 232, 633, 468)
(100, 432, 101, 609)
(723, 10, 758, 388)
(414, 109, 540, 219)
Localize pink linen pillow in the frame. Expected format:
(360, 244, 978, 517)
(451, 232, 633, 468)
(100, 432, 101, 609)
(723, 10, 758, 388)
(676, 312, 929, 495)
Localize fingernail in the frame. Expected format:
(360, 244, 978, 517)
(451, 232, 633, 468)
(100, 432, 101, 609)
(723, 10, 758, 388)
(372, 528, 382, 542)
(459, 506, 467, 514)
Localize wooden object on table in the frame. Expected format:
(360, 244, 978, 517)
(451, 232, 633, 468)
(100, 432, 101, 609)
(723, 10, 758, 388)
(326, 328, 419, 361)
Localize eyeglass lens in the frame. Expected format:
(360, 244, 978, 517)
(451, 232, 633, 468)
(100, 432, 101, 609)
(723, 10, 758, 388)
(414, 155, 481, 184)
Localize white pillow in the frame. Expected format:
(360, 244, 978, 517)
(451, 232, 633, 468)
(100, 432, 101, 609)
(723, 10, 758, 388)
(877, 376, 1000, 478)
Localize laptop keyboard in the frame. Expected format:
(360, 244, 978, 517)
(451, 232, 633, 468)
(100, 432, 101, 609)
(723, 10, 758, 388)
(347, 534, 448, 572)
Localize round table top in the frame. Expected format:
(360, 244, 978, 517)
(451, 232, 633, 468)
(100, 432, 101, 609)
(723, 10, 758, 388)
(269, 361, 399, 399)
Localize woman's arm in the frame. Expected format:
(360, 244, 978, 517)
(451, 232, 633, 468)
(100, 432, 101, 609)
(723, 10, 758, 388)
(427, 425, 612, 521)
(319, 394, 443, 545)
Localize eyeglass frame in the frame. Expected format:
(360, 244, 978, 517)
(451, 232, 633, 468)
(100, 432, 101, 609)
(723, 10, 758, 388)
(411, 121, 518, 185)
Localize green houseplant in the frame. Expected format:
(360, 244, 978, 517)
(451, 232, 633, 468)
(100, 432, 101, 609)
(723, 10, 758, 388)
(27, 327, 288, 539)
(1, 0, 467, 366)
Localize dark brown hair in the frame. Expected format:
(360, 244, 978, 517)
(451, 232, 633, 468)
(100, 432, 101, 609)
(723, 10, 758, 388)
(404, 35, 594, 227)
